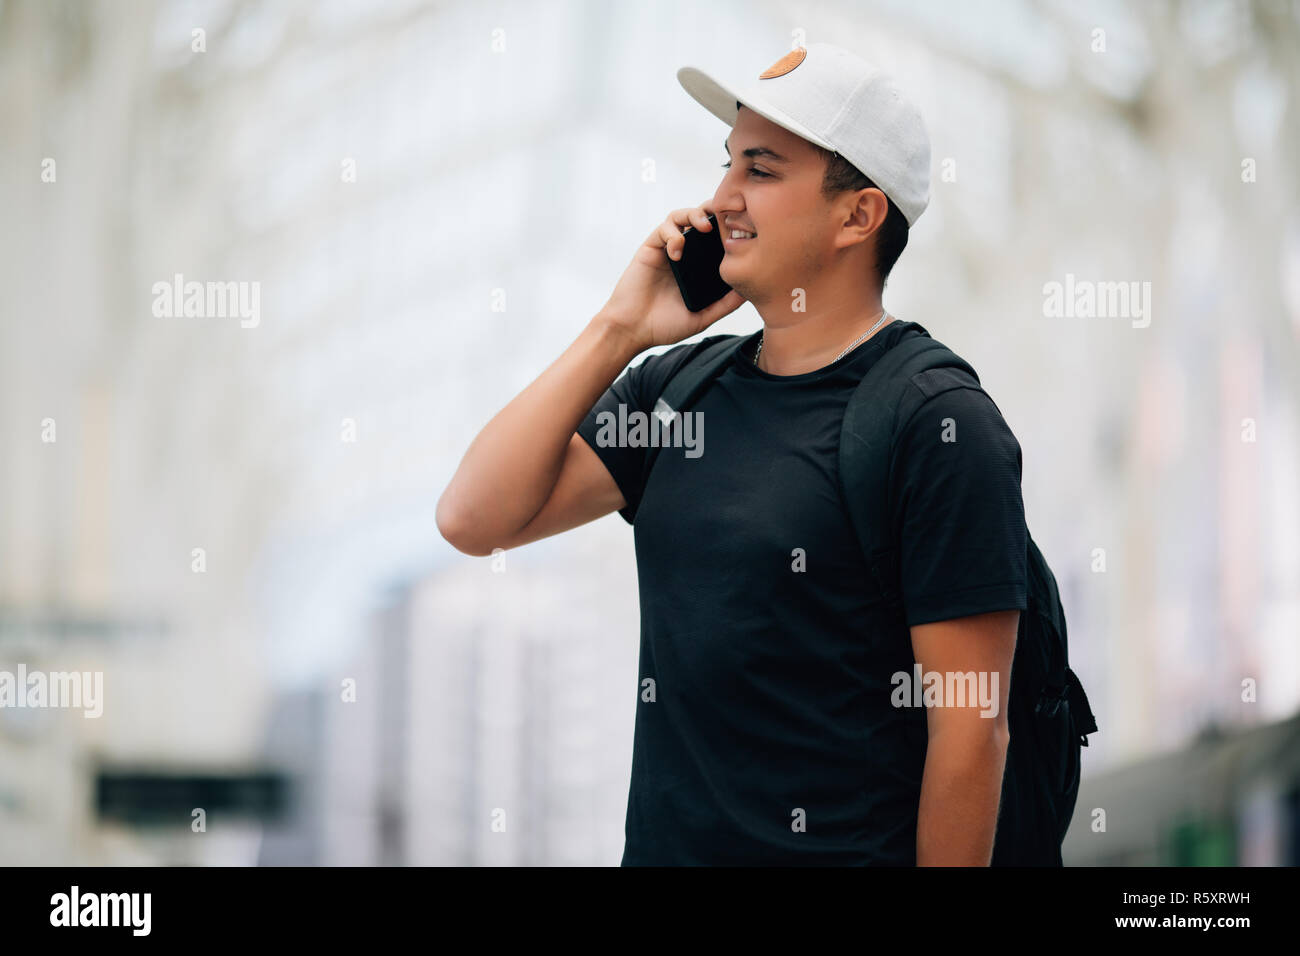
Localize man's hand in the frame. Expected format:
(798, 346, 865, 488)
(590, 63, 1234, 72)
(600, 203, 747, 351)
(910, 609, 1019, 866)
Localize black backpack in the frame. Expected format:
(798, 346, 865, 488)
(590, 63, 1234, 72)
(640, 324, 1099, 866)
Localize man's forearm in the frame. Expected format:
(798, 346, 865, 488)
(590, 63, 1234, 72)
(915, 728, 1009, 866)
(436, 313, 643, 552)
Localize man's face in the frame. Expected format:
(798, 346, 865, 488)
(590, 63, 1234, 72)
(711, 105, 834, 304)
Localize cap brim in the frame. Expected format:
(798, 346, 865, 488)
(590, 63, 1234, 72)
(676, 65, 838, 153)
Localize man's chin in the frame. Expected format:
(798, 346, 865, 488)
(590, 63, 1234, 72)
(719, 262, 744, 287)
(723, 273, 761, 302)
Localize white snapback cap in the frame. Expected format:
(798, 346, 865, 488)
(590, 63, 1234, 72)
(677, 42, 931, 227)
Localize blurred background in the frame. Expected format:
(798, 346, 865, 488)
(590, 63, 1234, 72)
(1, 0, 1298, 866)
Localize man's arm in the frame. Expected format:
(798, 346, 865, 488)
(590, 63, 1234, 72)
(911, 608, 1019, 866)
(436, 203, 744, 556)
(436, 316, 641, 556)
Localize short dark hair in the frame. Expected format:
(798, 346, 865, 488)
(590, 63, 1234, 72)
(812, 145, 909, 289)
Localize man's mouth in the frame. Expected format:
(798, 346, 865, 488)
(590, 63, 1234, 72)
(724, 228, 756, 246)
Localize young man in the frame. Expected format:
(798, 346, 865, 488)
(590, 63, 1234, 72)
(437, 43, 1026, 866)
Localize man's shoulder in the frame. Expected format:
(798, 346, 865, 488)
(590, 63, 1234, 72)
(625, 332, 746, 398)
(895, 379, 1015, 442)
(876, 329, 1011, 433)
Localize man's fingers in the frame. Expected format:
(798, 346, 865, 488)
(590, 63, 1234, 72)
(654, 205, 717, 259)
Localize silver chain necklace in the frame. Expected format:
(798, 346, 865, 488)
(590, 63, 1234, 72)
(753, 308, 892, 370)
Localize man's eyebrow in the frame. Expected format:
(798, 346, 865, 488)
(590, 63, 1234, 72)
(723, 138, 789, 164)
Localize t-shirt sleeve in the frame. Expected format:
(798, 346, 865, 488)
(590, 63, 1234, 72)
(889, 386, 1028, 627)
(576, 364, 646, 526)
(576, 334, 737, 525)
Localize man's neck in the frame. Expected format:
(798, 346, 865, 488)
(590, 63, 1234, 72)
(754, 301, 891, 376)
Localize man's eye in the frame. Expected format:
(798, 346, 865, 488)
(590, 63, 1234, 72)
(720, 161, 770, 178)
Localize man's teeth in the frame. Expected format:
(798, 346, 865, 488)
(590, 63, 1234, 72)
(730, 230, 756, 238)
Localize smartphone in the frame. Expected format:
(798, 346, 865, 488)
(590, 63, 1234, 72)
(667, 212, 732, 312)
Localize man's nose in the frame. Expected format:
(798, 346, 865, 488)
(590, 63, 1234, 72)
(711, 178, 742, 226)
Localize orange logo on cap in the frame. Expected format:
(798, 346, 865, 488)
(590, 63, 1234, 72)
(759, 47, 806, 79)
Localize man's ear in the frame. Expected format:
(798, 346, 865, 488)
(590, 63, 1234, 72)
(834, 187, 888, 249)
(855, 187, 890, 237)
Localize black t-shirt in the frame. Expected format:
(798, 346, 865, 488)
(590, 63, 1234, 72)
(576, 320, 1027, 866)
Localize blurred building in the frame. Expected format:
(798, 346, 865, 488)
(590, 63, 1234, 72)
(257, 533, 639, 866)
(1064, 711, 1300, 865)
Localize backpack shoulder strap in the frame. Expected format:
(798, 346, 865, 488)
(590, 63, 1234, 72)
(641, 334, 747, 483)
(837, 331, 983, 610)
